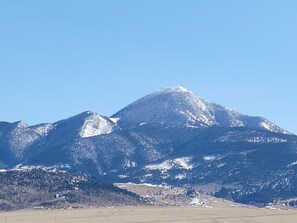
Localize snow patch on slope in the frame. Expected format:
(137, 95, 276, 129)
(145, 157, 193, 171)
(79, 113, 114, 138)
(190, 197, 212, 208)
(175, 173, 187, 180)
(288, 161, 297, 167)
(204, 156, 217, 161)
(110, 117, 120, 124)
(32, 123, 54, 136)
(259, 121, 289, 134)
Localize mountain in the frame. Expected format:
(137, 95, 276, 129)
(0, 121, 54, 167)
(0, 86, 296, 207)
(112, 86, 288, 134)
(53, 111, 116, 139)
(0, 111, 116, 168)
(121, 126, 297, 204)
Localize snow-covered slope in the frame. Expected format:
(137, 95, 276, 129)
(112, 86, 288, 134)
(58, 111, 115, 138)
(43, 111, 116, 143)
(0, 121, 54, 161)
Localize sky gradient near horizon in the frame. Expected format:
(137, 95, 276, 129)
(0, 1, 296, 134)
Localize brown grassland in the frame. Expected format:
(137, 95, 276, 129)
(1, 206, 297, 223)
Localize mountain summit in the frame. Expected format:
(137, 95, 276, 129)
(112, 86, 288, 134)
(55, 111, 116, 138)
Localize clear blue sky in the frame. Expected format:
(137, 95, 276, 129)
(0, 1, 296, 134)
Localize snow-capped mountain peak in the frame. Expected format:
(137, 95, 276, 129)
(14, 121, 29, 129)
(79, 112, 115, 138)
(111, 86, 215, 128)
(112, 87, 289, 134)
(159, 86, 192, 94)
(57, 111, 115, 138)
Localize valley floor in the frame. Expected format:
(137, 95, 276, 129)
(0, 206, 296, 223)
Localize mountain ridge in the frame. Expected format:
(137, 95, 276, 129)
(1, 87, 290, 135)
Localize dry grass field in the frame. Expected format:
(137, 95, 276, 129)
(0, 206, 297, 223)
